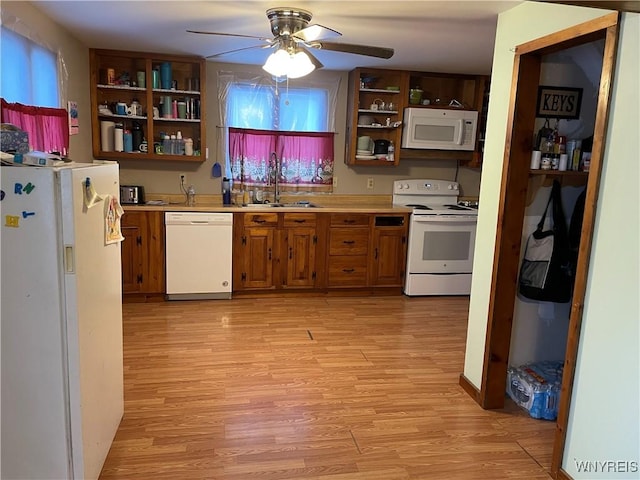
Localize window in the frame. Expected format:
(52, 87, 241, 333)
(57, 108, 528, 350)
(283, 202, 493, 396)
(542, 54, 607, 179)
(226, 83, 330, 132)
(1, 26, 59, 107)
(1, 24, 68, 153)
(219, 72, 339, 194)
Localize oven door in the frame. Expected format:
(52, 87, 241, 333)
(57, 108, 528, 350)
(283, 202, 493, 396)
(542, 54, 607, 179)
(406, 214, 477, 274)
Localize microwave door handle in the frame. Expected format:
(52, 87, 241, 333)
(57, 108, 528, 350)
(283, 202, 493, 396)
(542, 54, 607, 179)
(454, 119, 464, 145)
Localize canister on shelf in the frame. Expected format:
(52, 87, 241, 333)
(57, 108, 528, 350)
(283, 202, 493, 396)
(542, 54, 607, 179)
(114, 123, 124, 152)
(558, 154, 569, 171)
(530, 150, 542, 169)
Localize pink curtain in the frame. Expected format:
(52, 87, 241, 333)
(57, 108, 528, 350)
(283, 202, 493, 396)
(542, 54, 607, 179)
(1, 98, 69, 155)
(229, 127, 334, 193)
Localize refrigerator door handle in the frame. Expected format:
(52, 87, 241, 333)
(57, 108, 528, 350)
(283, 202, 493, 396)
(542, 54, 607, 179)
(64, 245, 75, 273)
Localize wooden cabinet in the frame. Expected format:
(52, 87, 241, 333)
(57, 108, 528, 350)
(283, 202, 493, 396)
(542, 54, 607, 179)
(345, 68, 409, 166)
(400, 71, 491, 165)
(346, 66, 490, 166)
(121, 211, 165, 298)
(281, 213, 318, 288)
(89, 49, 206, 162)
(233, 212, 320, 292)
(369, 215, 409, 287)
(234, 212, 278, 290)
(327, 213, 371, 286)
(326, 213, 408, 290)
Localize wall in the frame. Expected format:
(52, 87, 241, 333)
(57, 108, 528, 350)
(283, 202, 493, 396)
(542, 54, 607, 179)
(463, 2, 639, 477)
(1, 2, 92, 162)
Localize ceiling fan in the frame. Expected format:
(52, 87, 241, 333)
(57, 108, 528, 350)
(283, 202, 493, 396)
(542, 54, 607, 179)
(187, 7, 394, 77)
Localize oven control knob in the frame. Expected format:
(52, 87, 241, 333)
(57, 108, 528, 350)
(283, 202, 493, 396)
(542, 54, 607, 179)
(448, 183, 458, 190)
(403, 183, 410, 190)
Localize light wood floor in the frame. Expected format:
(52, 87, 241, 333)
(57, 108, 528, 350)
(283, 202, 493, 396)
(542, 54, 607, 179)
(100, 296, 555, 480)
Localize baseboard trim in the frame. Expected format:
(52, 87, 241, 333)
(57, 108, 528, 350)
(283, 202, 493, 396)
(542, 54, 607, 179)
(557, 468, 574, 480)
(459, 373, 481, 405)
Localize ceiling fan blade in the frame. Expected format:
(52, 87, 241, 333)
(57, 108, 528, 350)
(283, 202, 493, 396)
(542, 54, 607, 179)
(207, 43, 274, 59)
(292, 24, 341, 42)
(311, 41, 394, 59)
(299, 46, 324, 70)
(187, 30, 271, 42)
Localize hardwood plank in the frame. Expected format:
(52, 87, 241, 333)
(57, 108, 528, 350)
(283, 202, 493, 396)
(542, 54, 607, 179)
(100, 297, 553, 479)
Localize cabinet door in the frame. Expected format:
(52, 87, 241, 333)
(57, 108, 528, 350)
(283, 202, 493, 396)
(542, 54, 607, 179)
(283, 227, 317, 288)
(121, 211, 165, 295)
(144, 211, 165, 293)
(120, 214, 144, 293)
(370, 228, 407, 286)
(241, 227, 276, 289)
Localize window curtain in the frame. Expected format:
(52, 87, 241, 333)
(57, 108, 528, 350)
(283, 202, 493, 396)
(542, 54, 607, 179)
(229, 127, 335, 193)
(1, 99, 69, 154)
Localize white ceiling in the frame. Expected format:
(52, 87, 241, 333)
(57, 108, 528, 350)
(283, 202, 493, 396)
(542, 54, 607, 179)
(31, 0, 522, 75)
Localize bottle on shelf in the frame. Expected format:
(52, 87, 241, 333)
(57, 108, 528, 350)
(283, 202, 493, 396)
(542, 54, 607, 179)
(132, 121, 143, 152)
(184, 137, 194, 156)
(387, 141, 395, 162)
(175, 131, 185, 155)
(114, 123, 124, 152)
(162, 134, 171, 154)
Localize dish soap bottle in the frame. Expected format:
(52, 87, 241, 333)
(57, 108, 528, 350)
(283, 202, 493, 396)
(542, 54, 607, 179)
(387, 140, 395, 162)
(187, 185, 196, 206)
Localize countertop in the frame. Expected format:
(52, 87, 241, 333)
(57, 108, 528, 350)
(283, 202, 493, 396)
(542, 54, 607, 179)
(123, 194, 414, 214)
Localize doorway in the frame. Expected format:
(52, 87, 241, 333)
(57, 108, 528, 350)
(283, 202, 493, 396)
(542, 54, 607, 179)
(476, 12, 619, 479)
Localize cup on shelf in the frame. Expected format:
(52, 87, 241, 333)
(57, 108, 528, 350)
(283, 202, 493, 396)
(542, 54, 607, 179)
(357, 136, 374, 153)
(115, 102, 127, 115)
(177, 101, 187, 119)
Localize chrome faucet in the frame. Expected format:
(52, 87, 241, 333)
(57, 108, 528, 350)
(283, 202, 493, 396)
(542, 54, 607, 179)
(271, 152, 281, 204)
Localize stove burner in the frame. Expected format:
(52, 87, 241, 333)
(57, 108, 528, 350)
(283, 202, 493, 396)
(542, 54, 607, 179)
(443, 204, 470, 211)
(458, 200, 479, 209)
(406, 204, 432, 210)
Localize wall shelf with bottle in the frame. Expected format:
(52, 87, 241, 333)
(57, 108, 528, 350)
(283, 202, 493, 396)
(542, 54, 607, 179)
(345, 68, 409, 166)
(89, 49, 206, 163)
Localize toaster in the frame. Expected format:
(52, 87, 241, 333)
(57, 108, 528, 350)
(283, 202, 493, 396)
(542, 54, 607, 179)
(120, 185, 145, 204)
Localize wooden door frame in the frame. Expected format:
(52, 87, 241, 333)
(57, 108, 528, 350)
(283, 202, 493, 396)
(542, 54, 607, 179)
(475, 12, 620, 479)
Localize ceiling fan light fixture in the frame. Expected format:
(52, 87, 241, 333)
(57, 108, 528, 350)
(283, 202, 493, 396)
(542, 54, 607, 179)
(262, 48, 315, 79)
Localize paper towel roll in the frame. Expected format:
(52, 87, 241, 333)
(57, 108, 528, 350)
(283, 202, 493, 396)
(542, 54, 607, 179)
(100, 121, 115, 151)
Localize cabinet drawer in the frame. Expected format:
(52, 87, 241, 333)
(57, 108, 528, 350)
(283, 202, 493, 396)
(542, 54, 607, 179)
(328, 255, 368, 286)
(329, 228, 369, 255)
(244, 212, 279, 227)
(283, 213, 316, 227)
(330, 213, 370, 227)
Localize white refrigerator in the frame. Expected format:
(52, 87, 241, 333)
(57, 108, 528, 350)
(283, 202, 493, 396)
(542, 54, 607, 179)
(1, 162, 124, 479)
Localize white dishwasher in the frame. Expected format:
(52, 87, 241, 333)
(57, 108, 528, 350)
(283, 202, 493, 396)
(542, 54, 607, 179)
(165, 212, 233, 300)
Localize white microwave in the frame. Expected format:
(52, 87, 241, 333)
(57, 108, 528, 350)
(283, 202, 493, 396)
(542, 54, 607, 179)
(401, 108, 478, 151)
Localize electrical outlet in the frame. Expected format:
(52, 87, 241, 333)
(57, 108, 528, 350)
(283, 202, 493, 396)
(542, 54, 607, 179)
(367, 177, 374, 189)
(332, 176, 338, 188)
(179, 173, 187, 185)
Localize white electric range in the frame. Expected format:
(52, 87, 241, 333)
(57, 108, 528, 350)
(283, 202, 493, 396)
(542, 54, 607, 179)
(392, 179, 478, 296)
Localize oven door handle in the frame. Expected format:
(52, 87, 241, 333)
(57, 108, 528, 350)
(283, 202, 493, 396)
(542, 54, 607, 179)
(412, 215, 477, 223)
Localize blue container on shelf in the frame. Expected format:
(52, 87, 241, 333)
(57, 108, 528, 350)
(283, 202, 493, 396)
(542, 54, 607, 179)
(160, 62, 172, 89)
